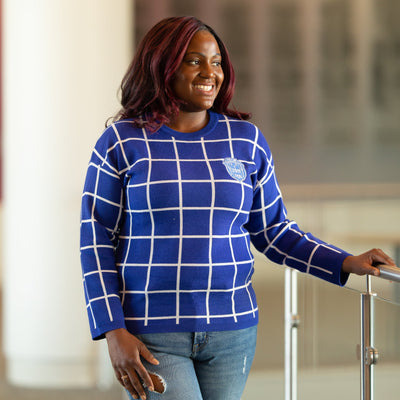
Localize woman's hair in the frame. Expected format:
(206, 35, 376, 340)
(112, 16, 251, 131)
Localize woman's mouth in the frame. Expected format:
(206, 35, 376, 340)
(193, 84, 214, 94)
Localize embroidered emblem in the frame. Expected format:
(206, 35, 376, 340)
(223, 157, 246, 181)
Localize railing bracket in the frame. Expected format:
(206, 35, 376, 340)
(291, 314, 300, 329)
(365, 346, 379, 366)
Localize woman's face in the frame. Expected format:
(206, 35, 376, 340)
(172, 30, 224, 113)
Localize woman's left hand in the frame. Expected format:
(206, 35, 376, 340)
(342, 248, 397, 276)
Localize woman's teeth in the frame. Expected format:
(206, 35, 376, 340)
(195, 84, 213, 91)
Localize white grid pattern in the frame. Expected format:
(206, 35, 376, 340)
(80, 111, 350, 338)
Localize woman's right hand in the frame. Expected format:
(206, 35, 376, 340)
(105, 328, 159, 400)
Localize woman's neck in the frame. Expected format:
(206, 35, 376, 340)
(166, 110, 209, 133)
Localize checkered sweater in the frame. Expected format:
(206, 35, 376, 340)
(80, 111, 350, 339)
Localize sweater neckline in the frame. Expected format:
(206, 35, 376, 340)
(157, 111, 219, 140)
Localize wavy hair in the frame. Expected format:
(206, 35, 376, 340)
(112, 16, 250, 131)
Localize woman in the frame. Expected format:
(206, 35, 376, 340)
(80, 16, 395, 400)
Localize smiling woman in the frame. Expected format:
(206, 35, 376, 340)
(80, 15, 396, 400)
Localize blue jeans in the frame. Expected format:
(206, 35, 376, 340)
(126, 326, 257, 400)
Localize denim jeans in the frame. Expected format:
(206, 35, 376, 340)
(126, 326, 257, 400)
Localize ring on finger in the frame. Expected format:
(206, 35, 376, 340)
(121, 374, 129, 383)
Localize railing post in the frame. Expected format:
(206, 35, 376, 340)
(285, 268, 299, 400)
(360, 275, 378, 400)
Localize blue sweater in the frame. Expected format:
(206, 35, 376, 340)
(80, 111, 350, 340)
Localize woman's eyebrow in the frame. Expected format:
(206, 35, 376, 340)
(185, 51, 221, 57)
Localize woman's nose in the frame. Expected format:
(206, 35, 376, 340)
(199, 62, 215, 78)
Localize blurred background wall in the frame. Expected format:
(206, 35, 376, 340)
(136, 0, 400, 184)
(1, 0, 399, 399)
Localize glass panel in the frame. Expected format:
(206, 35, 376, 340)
(344, 274, 400, 307)
(296, 274, 361, 399)
(373, 296, 400, 399)
(243, 257, 286, 399)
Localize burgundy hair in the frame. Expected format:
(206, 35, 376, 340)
(112, 16, 251, 131)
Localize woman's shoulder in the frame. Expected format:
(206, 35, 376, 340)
(99, 119, 145, 142)
(215, 112, 262, 138)
(214, 112, 257, 129)
(216, 113, 273, 158)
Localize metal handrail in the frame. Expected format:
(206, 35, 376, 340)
(361, 276, 377, 400)
(285, 268, 298, 400)
(377, 264, 400, 283)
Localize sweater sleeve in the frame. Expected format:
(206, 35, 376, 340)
(80, 126, 127, 340)
(246, 132, 350, 286)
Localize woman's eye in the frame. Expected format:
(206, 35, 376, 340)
(185, 59, 221, 67)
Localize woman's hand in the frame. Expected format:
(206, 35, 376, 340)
(342, 248, 397, 276)
(105, 328, 159, 400)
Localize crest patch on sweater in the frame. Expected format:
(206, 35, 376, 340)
(223, 157, 246, 181)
